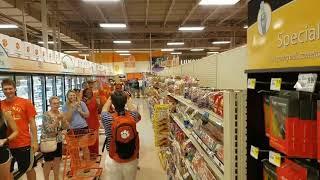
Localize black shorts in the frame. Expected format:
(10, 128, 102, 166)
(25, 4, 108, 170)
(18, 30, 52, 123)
(10, 146, 36, 176)
(71, 126, 89, 135)
(0, 147, 11, 164)
(43, 142, 63, 162)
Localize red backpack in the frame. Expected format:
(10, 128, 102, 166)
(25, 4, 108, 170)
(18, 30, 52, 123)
(109, 112, 139, 163)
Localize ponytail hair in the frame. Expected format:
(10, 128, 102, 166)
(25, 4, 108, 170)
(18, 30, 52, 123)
(111, 91, 127, 116)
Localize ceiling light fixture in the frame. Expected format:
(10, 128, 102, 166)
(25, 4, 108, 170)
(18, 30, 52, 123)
(244, 25, 248, 29)
(190, 48, 204, 52)
(115, 50, 130, 53)
(100, 23, 127, 28)
(167, 42, 184, 46)
(199, 0, 240, 5)
(161, 48, 174, 52)
(171, 52, 182, 55)
(178, 26, 205, 31)
(119, 53, 131, 56)
(38, 41, 55, 44)
(64, 51, 79, 53)
(113, 40, 131, 44)
(212, 41, 231, 45)
(0, 24, 18, 29)
(207, 51, 219, 54)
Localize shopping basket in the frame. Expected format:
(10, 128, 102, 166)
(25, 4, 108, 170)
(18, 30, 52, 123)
(63, 129, 102, 180)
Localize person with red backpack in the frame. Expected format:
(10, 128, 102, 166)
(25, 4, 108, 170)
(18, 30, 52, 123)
(101, 90, 141, 180)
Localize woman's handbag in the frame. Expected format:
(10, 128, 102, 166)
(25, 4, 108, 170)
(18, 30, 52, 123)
(40, 137, 57, 153)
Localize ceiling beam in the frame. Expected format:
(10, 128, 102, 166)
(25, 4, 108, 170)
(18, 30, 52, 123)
(181, 0, 199, 26)
(64, 0, 89, 26)
(145, 0, 149, 26)
(95, 5, 108, 22)
(121, 0, 129, 25)
(163, 0, 175, 27)
(217, 0, 249, 26)
(201, 8, 219, 26)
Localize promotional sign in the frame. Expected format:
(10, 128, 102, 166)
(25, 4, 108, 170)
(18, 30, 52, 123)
(247, 0, 320, 71)
(0, 44, 9, 69)
(124, 55, 136, 68)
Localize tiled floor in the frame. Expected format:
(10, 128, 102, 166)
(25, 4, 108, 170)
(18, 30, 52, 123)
(20, 98, 166, 180)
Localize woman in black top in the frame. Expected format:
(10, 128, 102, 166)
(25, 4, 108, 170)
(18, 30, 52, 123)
(0, 111, 18, 180)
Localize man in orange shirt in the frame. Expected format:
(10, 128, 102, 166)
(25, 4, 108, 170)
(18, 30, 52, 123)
(1, 79, 38, 180)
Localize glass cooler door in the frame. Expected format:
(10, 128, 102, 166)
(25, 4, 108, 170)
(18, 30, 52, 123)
(65, 76, 72, 93)
(56, 76, 64, 105)
(32, 76, 45, 126)
(15, 75, 32, 100)
(45, 76, 55, 110)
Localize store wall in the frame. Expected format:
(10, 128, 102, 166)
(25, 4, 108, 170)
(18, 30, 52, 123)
(217, 46, 247, 90)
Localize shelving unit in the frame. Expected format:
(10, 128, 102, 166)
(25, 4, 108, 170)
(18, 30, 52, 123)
(169, 90, 247, 180)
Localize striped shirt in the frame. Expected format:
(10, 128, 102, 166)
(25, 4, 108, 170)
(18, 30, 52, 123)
(101, 111, 140, 151)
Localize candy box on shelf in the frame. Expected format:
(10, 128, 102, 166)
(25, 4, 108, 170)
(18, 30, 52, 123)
(7, 37, 23, 58)
(269, 91, 317, 158)
(40, 47, 47, 62)
(47, 49, 53, 63)
(54, 51, 60, 64)
(0, 33, 10, 53)
(278, 159, 319, 180)
(23, 42, 32, 59)
(263, 96, 271, 137)
(32, 44, 41, 61)
(209, 91, 224, 118)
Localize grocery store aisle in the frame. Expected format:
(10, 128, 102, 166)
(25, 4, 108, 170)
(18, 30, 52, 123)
(100, 98, 167, 180)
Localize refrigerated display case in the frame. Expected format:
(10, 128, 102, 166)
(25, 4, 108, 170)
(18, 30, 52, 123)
(71, 76, 76, 89)
(45, 76, 55, 110)
(33, 76, 45, 126)
(16, 75, 32, 100)
(56, 76, 64, 104)
(76, 76, 81, 89)
(0, 75, 14, 100)
(65, 76, 72, 93)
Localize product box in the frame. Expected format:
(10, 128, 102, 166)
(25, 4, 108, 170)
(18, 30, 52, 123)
(23, 42, 32, 60)
(6, 37, 22, 58)
(32, 44, 40, 61)
(40, 47, 47, 62)
(317, 100, 320, 161)
(263, 96, 271, 137)
(269, 91, 317, 158)
(47, 49, 53, 63)
(0, 34, 10, 54)
(53, 51, 60, 64)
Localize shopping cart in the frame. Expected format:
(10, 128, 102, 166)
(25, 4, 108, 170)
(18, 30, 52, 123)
(63, 129, 102, 180)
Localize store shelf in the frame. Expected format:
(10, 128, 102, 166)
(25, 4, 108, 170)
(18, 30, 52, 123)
(184, 160, 198, 180)
(168, 93, 223, 128)
(171, 114, 224, 180)
(175, 164, 184, 180)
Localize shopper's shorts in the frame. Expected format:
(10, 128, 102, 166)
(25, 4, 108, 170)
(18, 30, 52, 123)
(71, 126, 89, 135)
(0, 147, 11, 164)
(43, 142, 63, 162)
(10, 146, 36, 173)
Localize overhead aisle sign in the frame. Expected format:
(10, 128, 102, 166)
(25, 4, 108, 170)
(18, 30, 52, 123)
(247, 0, 320, 71)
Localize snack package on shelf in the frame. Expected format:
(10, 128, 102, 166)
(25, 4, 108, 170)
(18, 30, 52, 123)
(263, 159, 319, 180)
(263, 96, 272, 137)
(192, 152, 217, 180)
(196, 90, 211, 109)
(215, 145, 224, 162)
(191, 87, 201, 103)
(269, 91, 317, 158)
(208, 91, 224, 118)
(174, 79, 185, 96)
(152, 105, 170, 147)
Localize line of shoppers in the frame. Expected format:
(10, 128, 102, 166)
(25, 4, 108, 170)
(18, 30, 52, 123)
(0, 78, 141, 180)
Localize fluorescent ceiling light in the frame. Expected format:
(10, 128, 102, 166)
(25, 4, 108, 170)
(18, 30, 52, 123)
(207, 51, 219, 54)
(79, 54, 90, 56)
(171, 52, 182, 55)
(0, 24, 18, 29)
(113, 40, 131, 44)
(115, 50, 130, 53)
(212, 41, 231, 45)
(100, 23, 126, 28)
(199, 0, 240, 5)
(244, 25, 248, 29)
(190, 48, 204, 52)
(38, 41, 55, 44)
(64, 51, 79, 53)
(167, 42, 184, 46)
(161, 48, 174, 52)
(178, 26, 205, 31)
(119, 53, 131, 56)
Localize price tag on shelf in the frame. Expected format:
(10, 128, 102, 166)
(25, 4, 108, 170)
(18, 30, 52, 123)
(247, 78, 256, 89)
(270, 78, 282, 91)
(250, 145, 259, 160)
(294, 73, 317, 92)
(269, 151, 281, 167)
